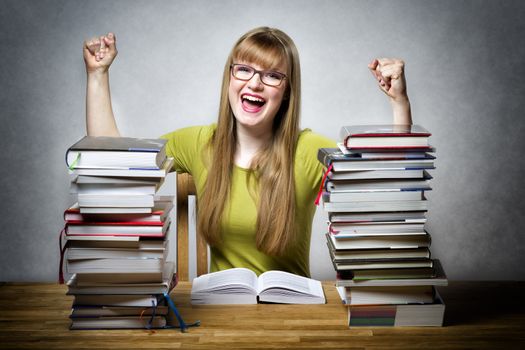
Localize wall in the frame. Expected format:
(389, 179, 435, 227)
(1, 0, 524, 281)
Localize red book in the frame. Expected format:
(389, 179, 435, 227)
(340, 125, 432, 150)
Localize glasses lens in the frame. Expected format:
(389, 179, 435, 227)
(261, 72, 284, 86)
(233, 65, 254, 80)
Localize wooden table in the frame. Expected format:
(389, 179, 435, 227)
(1, 281, 524, 349)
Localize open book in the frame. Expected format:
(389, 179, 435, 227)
(191, 268, 326, 305)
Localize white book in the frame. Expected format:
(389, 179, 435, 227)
(69, 316, 167, 330)
(347, 291, 445, 327)
(334, 260, 433, 271)
(65, 237, 165, 249)
(74, 175, 163, 185)
(66, 257, 164, 274)
(329, 211, 427, 223)
(74, 271, 165, 284)
(191, 268, 325, 305)
(67, 262, 176, 295)
(69, 158, 173, 178)
(326, 179, 431, 192)
(65, 218, 170, 237)
(73, 294, 161, 307)
(79, 207, 153, 214)
(325, 191, 424, 203)
(66, 136, 167, 170)
(77, 194, 155, 208)
(331, 222, 425, 232)
(326, 233, 431, 250)
(336, 260, 448, 287)
(328, 169, 425, 180)
(336, 285, 434, 305)
(65, 201, 173, 223)
(330, 247, 431, 261)
(70, 183, 158, 195)
(323, 199, 428, 212)
(70, 306, 168, 317)
(330, 159, 434, 172)
(66, 247, 166, 260)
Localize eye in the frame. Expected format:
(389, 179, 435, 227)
(236, 65, 252, 73)
(266, 72, 283, 80)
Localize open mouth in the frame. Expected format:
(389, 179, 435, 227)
(241, 94, 266, 111)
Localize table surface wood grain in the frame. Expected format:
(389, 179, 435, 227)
(1, 281, 524, 349)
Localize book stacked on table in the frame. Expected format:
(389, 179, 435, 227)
(61, 136, 180, 330)
(317, 125, 447, 327)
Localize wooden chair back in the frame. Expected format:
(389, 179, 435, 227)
(176, 173, 208, 281)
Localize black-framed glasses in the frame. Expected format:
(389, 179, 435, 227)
(230, 63, 287, 87)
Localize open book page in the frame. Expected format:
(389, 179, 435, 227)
(191, 268, 258, 304)
(257, 271, 326, 304)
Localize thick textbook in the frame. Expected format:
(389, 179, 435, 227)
(70, 305, 168, 317)
(66, 256, 165, 274)
(323, 198, 428, 212)
(326, 232, 431, 250)
(69, 157, 173, 178)
(336, 285, 435, 305)
(65, 218, 171, 237)
(327, 169, 426, 180)
(191, 268, 325, 305)
(73, 294, 163, 307)
(64, 200, 173, 223)
(347, 291, 445, 327)
(66, 136, 167, 169)
(325, 178, 432, 193)
(335, 260, 448, 287)
(66, 262, 176, 295)
(69, 315, 167, 330)
(318, 148, 434, 172)
(339, 125, 432, 150)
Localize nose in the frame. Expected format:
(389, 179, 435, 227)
(247, 72, 264, 90)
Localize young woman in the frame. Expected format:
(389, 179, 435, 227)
(83, 27, 412, 277)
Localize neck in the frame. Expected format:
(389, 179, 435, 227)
(234, 123, 273, 168)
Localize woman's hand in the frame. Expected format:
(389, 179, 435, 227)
(368, 58, 412, 125)
(83, 33, 118, 74)
(368, 58, 408, 103)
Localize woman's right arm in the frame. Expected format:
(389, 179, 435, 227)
(83, 33, 120, 136)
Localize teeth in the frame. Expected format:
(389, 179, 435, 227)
(243, 95, 265, 103)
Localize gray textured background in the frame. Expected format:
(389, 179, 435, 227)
(1, 0, 524, 282)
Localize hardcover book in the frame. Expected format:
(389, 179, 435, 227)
(347, 291, 445, 327)
(318, 148, 434, 172)
(66, 136, 167, 169)
(339, 125, 432, 150)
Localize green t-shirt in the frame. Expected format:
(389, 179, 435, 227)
(161, 124, 336, 277)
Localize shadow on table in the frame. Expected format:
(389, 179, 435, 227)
(439, 281, 525, 326)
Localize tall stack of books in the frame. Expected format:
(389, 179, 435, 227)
(61, 136, 180, 330)
(317, 125, 447, 327)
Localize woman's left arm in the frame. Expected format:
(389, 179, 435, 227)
(368, 58, 412, 125)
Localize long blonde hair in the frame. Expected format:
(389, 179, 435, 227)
(198, 27, 301, 256)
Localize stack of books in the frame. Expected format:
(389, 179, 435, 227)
(61, 136, 179, 330)
(317, 125, 447, 327)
